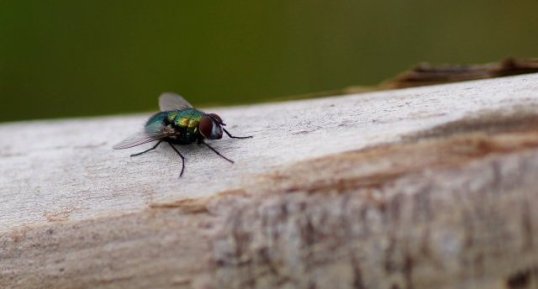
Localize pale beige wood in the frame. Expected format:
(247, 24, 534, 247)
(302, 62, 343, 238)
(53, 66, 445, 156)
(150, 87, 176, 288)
(1, 74, 538, 288)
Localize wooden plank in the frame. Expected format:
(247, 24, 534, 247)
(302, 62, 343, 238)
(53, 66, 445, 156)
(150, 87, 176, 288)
(1, 74, 538, 288)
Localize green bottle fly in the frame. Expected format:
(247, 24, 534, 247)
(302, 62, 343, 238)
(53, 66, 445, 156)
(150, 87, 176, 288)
(113, 92, 252, 177)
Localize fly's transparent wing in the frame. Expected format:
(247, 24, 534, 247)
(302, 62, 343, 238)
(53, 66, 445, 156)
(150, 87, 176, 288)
(113, 131, 167, 149)
(115, 111, 179, 150)
(159, 92, 193, 111)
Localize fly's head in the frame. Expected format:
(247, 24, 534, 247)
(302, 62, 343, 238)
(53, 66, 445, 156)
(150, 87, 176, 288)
(199, 113, 225, 139)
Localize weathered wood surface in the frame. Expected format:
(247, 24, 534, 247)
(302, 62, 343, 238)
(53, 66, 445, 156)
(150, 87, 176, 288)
(1, 74, 538, 288)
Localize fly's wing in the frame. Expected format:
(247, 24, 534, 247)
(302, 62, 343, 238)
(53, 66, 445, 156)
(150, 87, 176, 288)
(114, 111, 178, 150)
(159, 92, 193, 111)
(113, 131, 168, 149)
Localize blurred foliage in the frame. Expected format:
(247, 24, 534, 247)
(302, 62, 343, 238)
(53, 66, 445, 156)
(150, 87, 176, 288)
(1, 0, 537, 122)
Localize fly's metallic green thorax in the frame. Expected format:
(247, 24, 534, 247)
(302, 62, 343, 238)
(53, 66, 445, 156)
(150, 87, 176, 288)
(113, 92, 253, 178)
(146, 108, 205, 144)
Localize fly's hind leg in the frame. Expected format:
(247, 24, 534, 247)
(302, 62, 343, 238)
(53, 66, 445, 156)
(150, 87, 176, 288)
(130, 141, 162, 157)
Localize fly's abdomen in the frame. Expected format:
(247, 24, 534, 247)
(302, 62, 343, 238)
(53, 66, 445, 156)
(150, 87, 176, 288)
(145, 112, 169, 133)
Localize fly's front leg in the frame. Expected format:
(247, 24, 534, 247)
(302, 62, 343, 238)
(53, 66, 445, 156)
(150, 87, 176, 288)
(223, 128, 253, 139)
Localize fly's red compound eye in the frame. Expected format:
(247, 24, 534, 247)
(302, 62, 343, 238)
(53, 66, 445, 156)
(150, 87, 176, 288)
(199, 115, 213, 138)
(199, 115, 223, 139)
(208, 113, 224, 125)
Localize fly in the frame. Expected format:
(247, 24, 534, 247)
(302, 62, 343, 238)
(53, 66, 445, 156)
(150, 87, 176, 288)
(113, 92, 252, 177)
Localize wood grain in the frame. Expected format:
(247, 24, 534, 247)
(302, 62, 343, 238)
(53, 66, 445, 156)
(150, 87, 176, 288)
(1, 74, 538, 288)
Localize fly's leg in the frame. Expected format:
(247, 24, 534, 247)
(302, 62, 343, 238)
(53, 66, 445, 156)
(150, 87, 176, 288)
(223, 128, 253, 139)
(130, 141, 162, 157)
(202, 142, 234, 164)
(168, 142, 186, 177)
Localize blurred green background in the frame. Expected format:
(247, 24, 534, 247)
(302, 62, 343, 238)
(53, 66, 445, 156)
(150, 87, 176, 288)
(1, 1, 537, 122)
